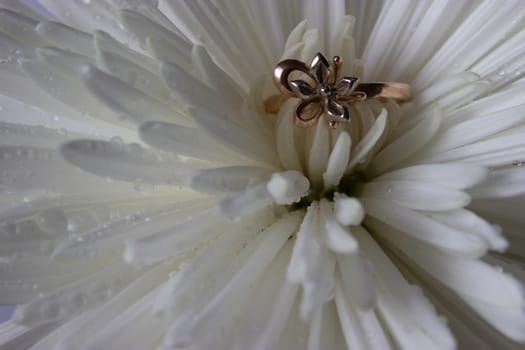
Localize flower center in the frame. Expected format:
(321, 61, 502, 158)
(259, 52, 410, 208)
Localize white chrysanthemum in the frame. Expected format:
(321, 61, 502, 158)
(1, 1, 525, 349)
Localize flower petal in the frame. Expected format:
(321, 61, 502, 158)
(36, 21, 94, 56)
(361, 180, 471, 211)
(363, 199, 488, 257)
(374, 163, 488, 190)
(61, 139, 189, 185)
(190, 166, 273, 195)
(368, 105, 442, 176)
(323, 131, 351, 190)
(319, 199, 358, 254)
(138, 121, 237, 163)
(354, 226, 456, 350)
(81, 64, 183, 125)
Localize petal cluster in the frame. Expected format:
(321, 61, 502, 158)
(0, 1, 524, 350)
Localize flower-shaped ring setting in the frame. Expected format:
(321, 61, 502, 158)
(265, 52, 412, 128)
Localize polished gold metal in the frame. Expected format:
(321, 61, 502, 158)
(273, 59, 309, 95)
(264, 52, 412, 128)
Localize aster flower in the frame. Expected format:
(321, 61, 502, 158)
(1, 0, 525, 349)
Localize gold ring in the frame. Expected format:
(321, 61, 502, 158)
(264, 52, 412, 128)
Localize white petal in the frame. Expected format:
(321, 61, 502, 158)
(380, 228, 525, 341)
(354, 227, 456, 350)
(124, 208, 225, 266)
(337, 250, 376, 311)
(266, 171, 310, 205)
(160, 61, 232, 116)
(334, 281, 392, 350)
(191, 45, 244, 108)
(93, 30, 157, 73)
(79, 288, 164, 350)
(363, 199, 487, 257)
(190, 166, 272, 195)
(368, 105, 442, 176)
(81, 64, 185, 125)
(426, 103, 525, 155)
(246, 281, 299, 350)
(361, 180, 471, 211)
(426, 209, 508, 252)
(19, 59, 115, 123)
(0, 0, 49, 21)
(189, 106, 277, 166)
(138, 120, 237, 163)
(61, 139, 189, 185)
(52, 200, 212, 261)
(35, 21, 94, 56)
(218, 183, 274, 220)
(0, 320, 57, 350)
(155, 208, 276, 317)
(53, 262, 176, 350)
(333, 193, 365, 226)
(162, 212, 302, 348)
(275, 99, 304, 172)
(319, 199, 358, 254)
(346, 108, 387, 172)
(287, 203, 319, 283)
(13, 262, 138, 327)
(470, 167, 525, 199)
(374, 163, 488, 190)
(0, 8, 42, 47)
(233, 244, 298, 350)
(95, 48, 171, 102)
(417, 131, 525, 167)
(323, 131, 351, 190)
(307, 115, 331, 191)
(0, 145, 132, 193)
(118, 9, 190, 51)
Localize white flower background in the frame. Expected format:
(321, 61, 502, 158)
(1, 0, 525, 349)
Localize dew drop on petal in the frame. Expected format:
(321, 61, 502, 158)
(110, 136, 123, 145)
(36, 209, 69, 235)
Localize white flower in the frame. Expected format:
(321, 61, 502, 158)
(0, 1, 525, 349)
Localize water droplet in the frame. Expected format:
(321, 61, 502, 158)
(39, 241, 53, 254)
(36, 209, 68, 235)
(69, 293, 85, 309)
(110, 136, 123, 145)
(67, 218, 80, 232)
(134, 181, 155, 194)
(92, 283, 111, 299)
(126, 214, 140, 222)
(498, 70, 506, 76)
(2, 222, 21, 236)
(90, 205, 110, 222)
(42, 302, 60, 319)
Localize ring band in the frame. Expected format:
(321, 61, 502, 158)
(264, 52, 412, 128)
